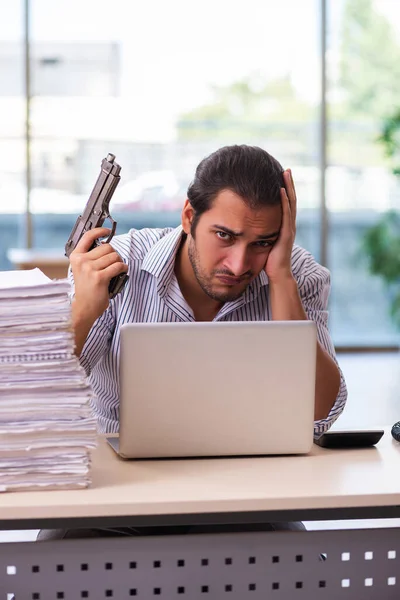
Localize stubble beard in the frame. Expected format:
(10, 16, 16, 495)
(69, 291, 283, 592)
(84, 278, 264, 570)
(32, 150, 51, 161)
(188, 237, 248, 303)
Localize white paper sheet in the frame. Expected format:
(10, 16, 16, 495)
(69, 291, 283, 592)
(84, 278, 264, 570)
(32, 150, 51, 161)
(0, 268, 97, 492)
(0, 268, 51, 288)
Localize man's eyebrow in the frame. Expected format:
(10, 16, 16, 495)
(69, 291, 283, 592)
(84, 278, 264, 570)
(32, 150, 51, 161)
(256, 231, 280, 240)
(212, 224, 280, 240)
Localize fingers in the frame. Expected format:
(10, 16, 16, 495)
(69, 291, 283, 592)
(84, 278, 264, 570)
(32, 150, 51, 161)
(70, 244, 125, 275)
(73, 227, 112, 254)
(103, 261, 129, 280)
(283, 168, 297, 223)
(280, 187, 292, 239)
(91, 251, 125, 272)
(71, 246, 127, 290)
(84, 259, 127, 284)
(69, 229, 127, 323)
(86, 242, 118, 260)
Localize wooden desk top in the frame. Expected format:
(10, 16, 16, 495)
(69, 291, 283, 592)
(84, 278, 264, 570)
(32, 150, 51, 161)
(0, 430, 399, 525)
(7, 248, 69, 265)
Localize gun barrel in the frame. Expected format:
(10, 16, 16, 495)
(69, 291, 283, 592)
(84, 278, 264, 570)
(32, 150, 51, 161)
(64, 154, 121, 257)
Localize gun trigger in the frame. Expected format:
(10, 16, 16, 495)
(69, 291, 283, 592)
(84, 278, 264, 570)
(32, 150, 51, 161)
(104, 217, 117, 243)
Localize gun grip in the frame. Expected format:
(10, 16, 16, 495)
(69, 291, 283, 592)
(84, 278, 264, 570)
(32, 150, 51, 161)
(109, 272, 129, 299)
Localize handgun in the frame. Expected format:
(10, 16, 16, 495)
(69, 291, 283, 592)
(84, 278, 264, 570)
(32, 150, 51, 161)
(65, 153, 129, 299)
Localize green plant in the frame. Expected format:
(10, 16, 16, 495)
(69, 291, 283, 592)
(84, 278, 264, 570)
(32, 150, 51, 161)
(362, 109, 400, 326)
(377, 108, 400, 175)
(362, 210, 400, 325)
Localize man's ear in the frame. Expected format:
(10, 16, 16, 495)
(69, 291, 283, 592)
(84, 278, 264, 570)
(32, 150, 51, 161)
(181, 199, 195, 235)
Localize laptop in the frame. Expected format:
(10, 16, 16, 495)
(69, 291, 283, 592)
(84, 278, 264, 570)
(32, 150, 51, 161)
(107, 320, 317, 459)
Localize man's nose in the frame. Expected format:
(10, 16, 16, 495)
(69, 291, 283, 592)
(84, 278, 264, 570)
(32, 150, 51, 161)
(225, 246, 250, 277)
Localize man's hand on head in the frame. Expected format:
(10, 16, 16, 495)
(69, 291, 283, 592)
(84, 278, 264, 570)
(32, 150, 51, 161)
(264, 169, 297, 285)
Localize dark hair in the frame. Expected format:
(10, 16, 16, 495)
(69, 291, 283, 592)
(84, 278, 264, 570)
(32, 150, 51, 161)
(187, 145, 284, 231)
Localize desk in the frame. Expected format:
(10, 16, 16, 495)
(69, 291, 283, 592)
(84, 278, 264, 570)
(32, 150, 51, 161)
(7, 248, 69, 280)
(1, 432, 400, 599)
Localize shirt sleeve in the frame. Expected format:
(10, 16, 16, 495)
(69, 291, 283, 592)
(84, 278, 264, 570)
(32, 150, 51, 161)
(67, 265, 115, 377)
(294, 249, 348, 438)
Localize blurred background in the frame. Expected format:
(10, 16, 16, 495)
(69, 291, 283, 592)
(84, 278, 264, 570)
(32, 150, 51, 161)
(2, 0, 400, 349)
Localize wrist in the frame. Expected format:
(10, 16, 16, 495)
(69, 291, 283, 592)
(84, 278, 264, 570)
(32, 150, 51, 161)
(268, 272, 296, 289)
(268, 274, 306, 321)
(71, 298, 100, 331)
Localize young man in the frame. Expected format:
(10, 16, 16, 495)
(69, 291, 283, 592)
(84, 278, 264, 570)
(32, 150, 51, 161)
(37, 145, 347, 542)
(70, 144, 347, 436)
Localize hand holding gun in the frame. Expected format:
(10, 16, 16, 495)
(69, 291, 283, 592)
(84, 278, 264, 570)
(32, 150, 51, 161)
(65, 153, 129, 299)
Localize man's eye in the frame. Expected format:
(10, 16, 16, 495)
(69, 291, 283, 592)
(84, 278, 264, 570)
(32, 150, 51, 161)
(255, 240, 273, 248)
(216, 231, 231, 241)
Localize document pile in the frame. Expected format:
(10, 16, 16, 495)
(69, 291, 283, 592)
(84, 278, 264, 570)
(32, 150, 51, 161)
(0, 268, 97, 492)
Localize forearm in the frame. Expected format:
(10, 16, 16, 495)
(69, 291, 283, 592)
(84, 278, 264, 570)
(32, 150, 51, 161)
(71, 300, 97, 357)
(269, 276, 340, 420)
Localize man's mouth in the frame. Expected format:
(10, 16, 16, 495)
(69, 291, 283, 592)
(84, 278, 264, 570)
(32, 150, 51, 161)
(215, 275, 246, 285)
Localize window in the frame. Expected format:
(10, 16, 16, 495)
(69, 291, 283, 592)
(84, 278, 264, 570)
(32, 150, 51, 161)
(25, 0, 320, 253)
(2, 0, 400, 346)
(0, 0, 24, 266)
(327, 0, 400, 345)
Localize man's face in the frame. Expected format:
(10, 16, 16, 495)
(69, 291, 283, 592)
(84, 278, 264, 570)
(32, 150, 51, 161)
(183, 190, 282, 303)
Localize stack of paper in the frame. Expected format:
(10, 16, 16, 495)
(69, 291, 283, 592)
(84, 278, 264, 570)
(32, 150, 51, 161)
(0, 268, 97, 492)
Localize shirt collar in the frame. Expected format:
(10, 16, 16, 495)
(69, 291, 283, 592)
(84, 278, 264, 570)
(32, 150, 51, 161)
(249, 269, 269, 294)
(141, 226, 184, 296)
(141, 225, 270, 301)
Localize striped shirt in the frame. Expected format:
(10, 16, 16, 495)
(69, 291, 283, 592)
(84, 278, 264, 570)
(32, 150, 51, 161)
(74, 225, 347, 436)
